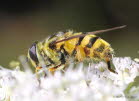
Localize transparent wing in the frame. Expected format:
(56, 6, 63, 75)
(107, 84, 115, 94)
(53, 25, 126, 44)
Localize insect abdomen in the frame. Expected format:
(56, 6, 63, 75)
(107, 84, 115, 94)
(75, 35, 110, 61)
(56, 33, 111, 62)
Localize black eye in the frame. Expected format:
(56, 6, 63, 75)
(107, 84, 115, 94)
(29, 42, 39, 64)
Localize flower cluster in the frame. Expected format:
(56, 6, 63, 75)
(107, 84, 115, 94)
(0, 57, 139, 101)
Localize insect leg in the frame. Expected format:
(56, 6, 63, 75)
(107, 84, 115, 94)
(48, 64, 65, 74)
(35, 66, 43, 80)
(35, 66, 42, 73)
(107, 60, 117, 74)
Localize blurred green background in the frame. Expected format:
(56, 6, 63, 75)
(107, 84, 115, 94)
(0, 0, 139, 67)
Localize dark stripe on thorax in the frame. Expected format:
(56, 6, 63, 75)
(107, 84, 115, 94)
(59, 52, 66, 64)
(86, 36, 99, 48)
(49, 41, 56, 49)
(47, 57, 55, 64)
(43, 51, 55, 64)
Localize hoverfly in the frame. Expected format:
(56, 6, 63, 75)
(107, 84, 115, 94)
(28, 25, 126, 74)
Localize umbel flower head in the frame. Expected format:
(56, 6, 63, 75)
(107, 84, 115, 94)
(0, 57, 139, 101)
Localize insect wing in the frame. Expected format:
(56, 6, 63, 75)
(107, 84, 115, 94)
(54, 25, 126, 44)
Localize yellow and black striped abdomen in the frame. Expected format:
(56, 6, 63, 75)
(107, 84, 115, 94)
(55, 32, 112, 63)
(75, 34, 112, 61)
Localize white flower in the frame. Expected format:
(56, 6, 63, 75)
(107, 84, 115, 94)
(0, 57, 139, 101)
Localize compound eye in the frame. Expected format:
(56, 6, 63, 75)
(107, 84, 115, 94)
(29, 42, 39, 64)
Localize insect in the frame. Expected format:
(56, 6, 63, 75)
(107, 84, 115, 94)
(28, 25, 126, 74)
